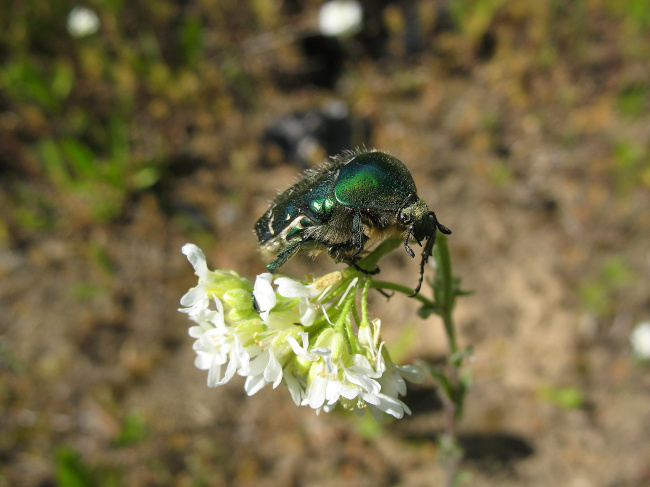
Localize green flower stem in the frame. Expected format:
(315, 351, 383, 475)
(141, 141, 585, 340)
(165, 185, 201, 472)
(334, 290, 356, 354)
(434, 233, 457, 355)
(360, 276, 372, 326)
(431, 232, 464, 487)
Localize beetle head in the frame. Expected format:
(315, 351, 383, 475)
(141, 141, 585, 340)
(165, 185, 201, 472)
(398, 196, 452, 296)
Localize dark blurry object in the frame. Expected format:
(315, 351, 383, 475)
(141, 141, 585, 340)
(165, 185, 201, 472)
(0, 127, 38, 178)
(299, 33, 345, 89)
(260, 101, 372, 168)
(282, 0, 304, 16)
(353, 0, 391, 59)
(274, 32, 345, 90)
(476, 31, 497, 61)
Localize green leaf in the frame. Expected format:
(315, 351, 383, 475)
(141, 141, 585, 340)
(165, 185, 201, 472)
(426, 365, 453, 401)
(115, 410, 148, 446)
(54, 447, 94, 487)
(60, 138, 97, 178)
(36, 137, 69, 186)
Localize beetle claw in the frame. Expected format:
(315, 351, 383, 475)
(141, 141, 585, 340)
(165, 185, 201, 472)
(352, 261, 381, 275)
(404, 243, 415, 259)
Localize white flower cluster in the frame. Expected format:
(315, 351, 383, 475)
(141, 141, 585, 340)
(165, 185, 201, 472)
(180, 244, 423, 419)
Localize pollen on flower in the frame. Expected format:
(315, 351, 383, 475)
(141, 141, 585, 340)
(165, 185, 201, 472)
(312, 271, 344, 289)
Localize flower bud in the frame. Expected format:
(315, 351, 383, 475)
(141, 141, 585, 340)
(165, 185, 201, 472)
(223, 288, 253, 310)
(228, 307, 256, 323)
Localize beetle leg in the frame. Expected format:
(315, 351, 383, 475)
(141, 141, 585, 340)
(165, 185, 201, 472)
(328, 241, 361, 262)
(350, 212, 366, 258)
(266, 241, 303, 273)
(327, 212, 366, 262)
(375, 287, 393, 299)
(410, 243, 431, 297)
(352, 261, 381, 275)
(403, 225, 415, 258)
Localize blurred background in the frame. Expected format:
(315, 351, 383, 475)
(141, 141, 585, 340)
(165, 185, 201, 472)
(1, 0, 649, 485)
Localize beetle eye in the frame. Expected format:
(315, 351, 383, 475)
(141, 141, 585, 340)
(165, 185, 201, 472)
(398, 212, 411, 225)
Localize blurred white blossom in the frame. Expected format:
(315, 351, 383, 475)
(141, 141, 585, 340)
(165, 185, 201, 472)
(318, 0, 362, 37)
(67, 6, 100, 38)
(630, 321, 650, 360)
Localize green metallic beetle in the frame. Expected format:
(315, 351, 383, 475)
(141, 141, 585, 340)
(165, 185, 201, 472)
(255, 149, 451, 296)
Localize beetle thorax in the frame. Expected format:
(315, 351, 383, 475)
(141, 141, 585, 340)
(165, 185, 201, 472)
(399, 198, 432, 241)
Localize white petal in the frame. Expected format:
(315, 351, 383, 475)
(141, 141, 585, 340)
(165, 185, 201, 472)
(284, 370, 304, 405)
(306, 376, 327, 409)
(248, 351, 269, 376)
(216, 355, 238, 386)
(182, 244, 210, 280)
(253, 273, 276, 320)
(275, 277, 318, 298)
(396, 364, 424, 383)
(299, 299, 318, 326)
(188, 325, 208, 339)
(194, 352, 213, 371)
(232, 335, 250, 376)
(206, 355, 222, 387)
(345, 367, 380, 395)
(180, 284, 208, 309)
(287, 334, 313, 361)
(207, 297, 226, 329)
(357, 323, 373, 349)
(363, 392, 409, 419)
(325, 379, 343, 405)
(338, 383, 361, 401)
(383, 374, 406, 397)
(264, 349, 283, 388)
(244, 374, 268, 396)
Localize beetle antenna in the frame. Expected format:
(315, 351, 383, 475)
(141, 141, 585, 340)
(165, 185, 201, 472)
(403, 225, 415, 258)
(428, 211, 452, 235)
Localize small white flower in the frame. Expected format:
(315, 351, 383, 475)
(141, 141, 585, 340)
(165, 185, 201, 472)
(253, 273, 276, 321)
(287, 332, 313, 361)
(318, 0, 362, 37)
(288, 333, 389, 415)
(192, 321, 251, 387)
(276, 277, 320, 326)
(180, 244, 218, 315)
(67, 6, 100, 38)
(244, 347, 283, 396)
(364, 391, 412, 420)
(186, 294, 252, 387)
(358, 319, 381, 352)
(631, 321, 650, 360)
